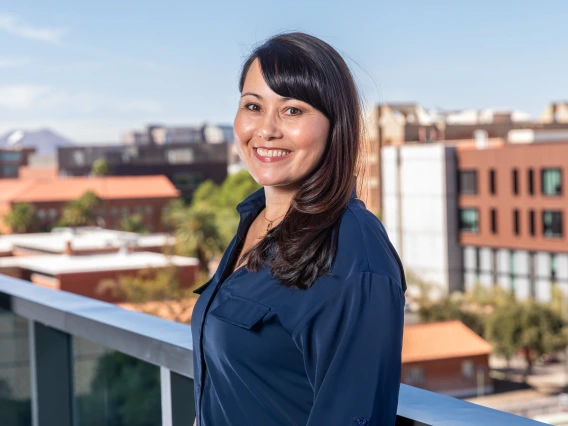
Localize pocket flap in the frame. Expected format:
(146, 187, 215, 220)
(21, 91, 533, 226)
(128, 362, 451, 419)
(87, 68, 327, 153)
(209, 294, 270, 329)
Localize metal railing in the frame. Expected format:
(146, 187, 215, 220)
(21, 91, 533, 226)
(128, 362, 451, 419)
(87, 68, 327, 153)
(0, 274, 545, 426)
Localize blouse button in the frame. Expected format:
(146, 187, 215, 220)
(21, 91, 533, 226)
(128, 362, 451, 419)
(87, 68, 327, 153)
(357, 418, 368, 425)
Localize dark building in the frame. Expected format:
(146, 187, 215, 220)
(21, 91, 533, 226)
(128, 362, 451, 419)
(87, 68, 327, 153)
(0, 148, 36, 178)
(58, 142, 233, 199)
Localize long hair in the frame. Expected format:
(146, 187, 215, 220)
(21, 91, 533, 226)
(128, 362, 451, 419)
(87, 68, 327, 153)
(236, 32, 365, 290)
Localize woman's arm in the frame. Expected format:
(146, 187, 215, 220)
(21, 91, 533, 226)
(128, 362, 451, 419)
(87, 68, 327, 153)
(293, 272, 405, 426)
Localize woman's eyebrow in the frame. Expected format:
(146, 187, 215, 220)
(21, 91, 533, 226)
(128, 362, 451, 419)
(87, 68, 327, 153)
(240, 92, 296, 102)
(241, 92, 261, 99)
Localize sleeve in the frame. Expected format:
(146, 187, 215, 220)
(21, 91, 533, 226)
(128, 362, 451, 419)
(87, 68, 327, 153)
(292, 272, 405, 426)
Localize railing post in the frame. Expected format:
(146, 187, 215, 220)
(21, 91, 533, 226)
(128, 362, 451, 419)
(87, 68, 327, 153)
(29, 320, 76, 426)
(161, 366, 195, 426)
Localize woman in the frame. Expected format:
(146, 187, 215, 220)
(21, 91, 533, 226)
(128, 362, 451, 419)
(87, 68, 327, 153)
(191, 32, 406, 426)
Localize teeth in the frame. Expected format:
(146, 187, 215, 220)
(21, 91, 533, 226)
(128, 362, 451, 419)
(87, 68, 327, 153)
(256, 148, 290, 157)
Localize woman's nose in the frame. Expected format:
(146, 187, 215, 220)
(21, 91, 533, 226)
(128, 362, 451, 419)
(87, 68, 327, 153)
(258, 112, 283, 141)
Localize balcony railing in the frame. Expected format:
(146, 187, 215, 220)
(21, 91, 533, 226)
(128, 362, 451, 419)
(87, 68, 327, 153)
(0, 274, 545, 426)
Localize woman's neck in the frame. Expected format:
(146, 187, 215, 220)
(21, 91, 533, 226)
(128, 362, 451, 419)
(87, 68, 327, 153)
(263, 185, 295, 220)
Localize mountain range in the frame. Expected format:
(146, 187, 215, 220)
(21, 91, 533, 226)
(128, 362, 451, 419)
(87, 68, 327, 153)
(0, 129, 76, 156)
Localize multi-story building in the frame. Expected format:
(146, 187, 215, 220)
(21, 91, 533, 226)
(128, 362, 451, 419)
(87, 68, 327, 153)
(58, 142, 235, 199)
(382, 135, 568, 302)
(457, 141, 568, 302)
(122, 123, 234, 146)
(364, 101, 568, 214)
(0, 175, 180, 234)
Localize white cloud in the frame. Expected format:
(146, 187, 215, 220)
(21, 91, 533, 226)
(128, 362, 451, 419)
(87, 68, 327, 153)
(0, 15, 66, 44)
(0, 85, 50, 109)
(0, 84, 163, 115)
(0, 58, 30, 69)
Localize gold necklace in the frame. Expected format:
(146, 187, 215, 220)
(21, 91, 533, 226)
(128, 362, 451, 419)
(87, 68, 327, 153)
(263, 209, 286, 232)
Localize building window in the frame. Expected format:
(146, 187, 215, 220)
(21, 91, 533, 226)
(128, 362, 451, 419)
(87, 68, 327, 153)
(461, 360, 475, 380)
(489, 169, 496, 195)
(135, 205, 143, 215)
(145, 205, 153, 216)
(529, 210, 536, 236)
(512, 169, 519, 195)
(1, 166, 19, 177)
(111, 207, 119, 217)
(48, 208, 57, 219)
(406, 366, 424, 385)
(542, 168, 562, 196)
(459, 208, 479, 233)
(513, 209, 520, 236)
(528, 169, 534, 195)
(459, 170, 477, 195)
(0, 152, 23, 162)
(543, 211, 563, 238)
(122, 207, 129, 218)
(38, 209, 46, 220)
(491, 209, 497, 234)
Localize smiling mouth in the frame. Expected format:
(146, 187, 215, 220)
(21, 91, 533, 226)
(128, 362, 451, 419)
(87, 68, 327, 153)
(254, 147, 291, 157)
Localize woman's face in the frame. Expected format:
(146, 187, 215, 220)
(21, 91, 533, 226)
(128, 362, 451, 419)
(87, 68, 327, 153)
(234, 58, 330, 191)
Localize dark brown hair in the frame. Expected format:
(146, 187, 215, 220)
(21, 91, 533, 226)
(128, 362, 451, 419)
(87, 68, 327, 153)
(236, 31, 366, 290)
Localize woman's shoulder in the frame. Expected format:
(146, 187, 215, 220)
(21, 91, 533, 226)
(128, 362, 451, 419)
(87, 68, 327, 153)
(334, 197, 405, 289)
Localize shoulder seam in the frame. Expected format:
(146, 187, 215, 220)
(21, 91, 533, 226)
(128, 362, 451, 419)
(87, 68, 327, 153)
(345, 203, 371, 272)
(291, 271, 402, 338)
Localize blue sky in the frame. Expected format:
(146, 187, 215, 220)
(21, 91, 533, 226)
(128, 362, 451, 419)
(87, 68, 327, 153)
(1, 1, 566, 142)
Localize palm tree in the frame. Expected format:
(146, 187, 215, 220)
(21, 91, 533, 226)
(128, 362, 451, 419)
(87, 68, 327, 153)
(120, 214, 150, 234)
(59, 190, 102, 227)
(91, 158, 111, 176)
(163, 202, 224, 273)
(3, 203, 38, 233)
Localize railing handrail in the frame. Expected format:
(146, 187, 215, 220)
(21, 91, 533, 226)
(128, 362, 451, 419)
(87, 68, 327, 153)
(0, 273, 547, 425)
(0, 274, 194, 378)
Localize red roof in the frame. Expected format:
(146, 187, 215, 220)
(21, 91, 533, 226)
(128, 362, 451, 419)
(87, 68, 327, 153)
(402, 320, 492, 363)
(0, 175, 180, 203)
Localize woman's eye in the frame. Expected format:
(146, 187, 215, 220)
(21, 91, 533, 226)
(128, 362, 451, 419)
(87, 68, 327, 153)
(244, 103, 260, 112)
(285, 107, 302, 116)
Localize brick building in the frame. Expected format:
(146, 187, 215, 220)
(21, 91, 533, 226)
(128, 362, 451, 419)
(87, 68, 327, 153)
(382, 136, 568, 302)
(0, 251, 198, 304)
(0, 175, 180, 234)
(402, 320, 493, 398)
(363, 101, 568, 214)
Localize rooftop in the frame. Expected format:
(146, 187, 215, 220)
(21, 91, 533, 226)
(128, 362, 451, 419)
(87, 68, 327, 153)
(0, 227, 175, 254)
(0, 175, 179, 203)
(0, 251, 197, 275)
(402, 320, 493, 363)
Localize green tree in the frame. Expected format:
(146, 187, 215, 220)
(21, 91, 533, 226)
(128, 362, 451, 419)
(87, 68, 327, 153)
(3, 203, 38, 233)
(162, 203, 224, 273)
(119, 214, 149, 234)
(486, 299, 568, 379)
(96, 253, 205, 323)
(58, 190, 102, 227)
(91, 158, 111, 176)
(418, 292, 486, 337)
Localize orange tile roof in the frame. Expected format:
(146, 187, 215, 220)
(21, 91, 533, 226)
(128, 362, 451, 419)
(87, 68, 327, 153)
(18, 166, 59, 180)
(402, 320, 492, 363)
(1, 175, 179, 203)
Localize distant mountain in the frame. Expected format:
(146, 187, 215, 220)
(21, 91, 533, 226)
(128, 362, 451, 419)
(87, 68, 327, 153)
(0, 128, 76, 156)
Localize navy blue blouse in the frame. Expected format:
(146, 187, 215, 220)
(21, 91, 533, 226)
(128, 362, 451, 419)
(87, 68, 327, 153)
(191, 187, 406, 426)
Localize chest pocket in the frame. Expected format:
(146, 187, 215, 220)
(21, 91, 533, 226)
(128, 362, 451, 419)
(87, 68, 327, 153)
(209, 293, 271, 329)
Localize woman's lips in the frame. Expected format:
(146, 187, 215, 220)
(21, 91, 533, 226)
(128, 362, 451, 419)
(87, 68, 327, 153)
(253, 148, 292, 163)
